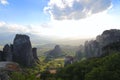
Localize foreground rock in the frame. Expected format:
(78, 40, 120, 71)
(0, 61, 21, 80)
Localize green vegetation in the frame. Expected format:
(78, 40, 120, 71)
(54, 52, 120, 80)
(10, 72, 40, 80)
(37, 48, 52, 56)
(8, 44, 120, 80)
(37, 45, 78, 57)
(10, 51, 120, 80)
(9, 67, 41, 80)
(38, 57, 64, 72)
(62, 48, 76, 56)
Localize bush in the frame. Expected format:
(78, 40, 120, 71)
(10, 72, 40, 80)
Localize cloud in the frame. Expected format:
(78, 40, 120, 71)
(0, 21, 50, 36)
(0, 0, 9, 5)
(44, 0, 112, 20)
(0, 22, 30, 33)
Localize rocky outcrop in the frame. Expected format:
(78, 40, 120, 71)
(0, 61, 21, 80)
(45, 45, 62, 61)
(32, 48, 39, 63)
(75, 50, 82, 61)
(64, 56, 74, 66)
(13, 34, 35, 67)
(77, 29, 120, 59)
(75, 45, 84, 61)
(0, 51, 3, 61)
(0, 34, 39, 67)
(3, 44, 12, 61)
(84, 40, 100, 58)
(102, 41, 120, 56)
(49, 45, 62, 57)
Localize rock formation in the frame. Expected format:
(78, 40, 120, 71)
(75, 45, 84, 61)
(0, 61, 21, 80)
(102, 41, 120, 56)
(0, 34, 39, 67)
(64, 56, 74, 66)
(0, 51, 3, 61)
(13, 34, 35, 66)
(3, 44, 12, 61)
(49, 45, 62, 57)
(76, 29, 120, 59)
(32, 48, 39, 63)
(45, 45, 62, 61)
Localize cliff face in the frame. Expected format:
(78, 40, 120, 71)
(0, 34, 39, 67)
(96, 29, 120, 47)
(76, 29, 120, 59)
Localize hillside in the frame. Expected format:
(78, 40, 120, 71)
(51, 52, 120, 80)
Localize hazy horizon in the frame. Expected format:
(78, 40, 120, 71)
(0, 0, 120, 44)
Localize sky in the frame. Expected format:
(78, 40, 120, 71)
(0, 0, 120, 40)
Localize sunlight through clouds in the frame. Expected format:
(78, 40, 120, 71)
(1, 10, 120, 39)
(0, 0, 120, 40)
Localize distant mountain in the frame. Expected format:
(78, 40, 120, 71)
(44, 45, 63, 61)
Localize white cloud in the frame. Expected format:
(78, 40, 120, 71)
(0, 0, 9, 5)
(36, 11, 120, 39)
(0, 22, 50, 36)
(44, 0, 112, 20)
(0, 22, 31, 33)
